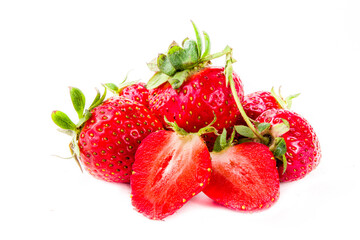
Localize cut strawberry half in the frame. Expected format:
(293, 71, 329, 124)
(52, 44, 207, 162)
(203, 142, 280, 211)
(131, 130, 212, 220)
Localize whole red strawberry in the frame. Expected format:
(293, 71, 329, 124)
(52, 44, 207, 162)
(105, 81, 149, 107)
(51, 87, 163, 183)
(146, 22, 243, 148)
(203, 141, 280, 211)
(242, 91, 280, 120)
(241, 88, 300, 123)
(256, 109, 321, 182)
(131, 119, 213, 220)
(148, 67, 243, 146)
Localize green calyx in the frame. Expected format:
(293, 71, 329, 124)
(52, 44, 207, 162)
(213, 128, 236, 153)
(51, 87, 107, 171)
(104, 72, 139, 95)
(225, 50, 289, 172)
(271, 86, 300, 109)
(164, 113, 218, 137)
(146, 21, 233, 90)
(234, 118, 290, 173)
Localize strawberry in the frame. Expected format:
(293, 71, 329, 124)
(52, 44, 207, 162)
(203, 140, 280, 212)
(119, 82, 149, 107)
(105, 79, 149, 107)
(242, 91, 280, 120)
(241, 88, 300, 123)
(148, 67, 243, 148)
(131, 119, 214, 220)
(256, 109, 321, 182)
(146, 22, 243, 149)
(51, 87, 163, 183)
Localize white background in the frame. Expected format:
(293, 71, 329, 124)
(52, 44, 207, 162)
(1, 0, 359, 239)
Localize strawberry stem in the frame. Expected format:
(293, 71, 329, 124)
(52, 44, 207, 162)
(225, 51, 268, 144)
(229, 79, 267, 143)
(270, 86, 300, 109)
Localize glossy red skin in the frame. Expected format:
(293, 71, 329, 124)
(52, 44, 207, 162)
(148, 67, 244, 149)
(119, 83, 149, 107)
(256, 109, 321, 182)
(131, 130, 212, 220)
(78, 96, 163, 183)
(243, 91, 281, 120)
(203, 142, 280, 211)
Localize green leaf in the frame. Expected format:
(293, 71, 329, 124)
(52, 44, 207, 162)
(219, 128, 228, 150)
(147, 57, 160, 72)
(167, 45, 183, 71)
(181, 38, 189, 47)
(191, 20, 202, 56)
(271, 87, 300, 109)
(212, 128, 235, 152)
(168, 70, 190, 89)
(56, 128, 74, 137)
(198, 126, 217, 135)
(201, 45, 232, 62)
(271, 86, 287, 109)
(168, 40, 199, 71)
(213, 128, 227, 152)
(285, 93, 300, 109)
(69, 87, 86, 119)
(197, 112, 218, 136)
(89, 87, 107, 110)
(281, 118, 290, 128)
(234, 125, 256, 138)
(229, 129, 236, 145)
(89, 88, 101, 109)
(213, 135, 222, 152)
(168, 41, 180, 50)
(76, 109, 92, 128)
(237, 138, 253, 144)
(281, 154, 288, 174)
(201, 31, 211, 58)
(257, 122, 271, 133)
(273, 137, 287, 158)
(270, 120, 290, 138)
(158, 53, 177, 76)
(117, 73, 139, 92)
(164, 116, 188, 136)
(70, 138, 83, 172)
(103, 83, 119, 94)
(51, 111, 76, 131)
(146, 72, 170, 90)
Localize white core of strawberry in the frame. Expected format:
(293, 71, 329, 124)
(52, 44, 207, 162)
(211, 148, 258, 181)
(148, 133, 203, 193)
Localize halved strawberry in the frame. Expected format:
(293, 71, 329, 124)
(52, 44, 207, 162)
(203, 141, 280, 211)
(131, 123, 213, 220)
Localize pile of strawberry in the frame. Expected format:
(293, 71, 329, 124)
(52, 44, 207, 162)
(52, 22, 321, 220)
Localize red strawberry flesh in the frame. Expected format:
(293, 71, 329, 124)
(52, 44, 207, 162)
(131, 130, 212, 220)
(203, 142, 280, 211)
